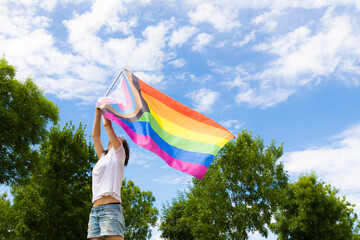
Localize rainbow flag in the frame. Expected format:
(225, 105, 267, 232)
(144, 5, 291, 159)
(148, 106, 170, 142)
(97, 69, 234, 179)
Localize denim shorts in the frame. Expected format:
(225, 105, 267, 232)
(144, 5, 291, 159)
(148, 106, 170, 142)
(87, 204, 125, 239)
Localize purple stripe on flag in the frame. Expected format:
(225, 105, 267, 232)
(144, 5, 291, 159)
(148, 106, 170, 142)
(103, 112, 208, 179)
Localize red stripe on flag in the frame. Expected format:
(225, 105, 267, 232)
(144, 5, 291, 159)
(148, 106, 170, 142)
(139, 80, 234, 137)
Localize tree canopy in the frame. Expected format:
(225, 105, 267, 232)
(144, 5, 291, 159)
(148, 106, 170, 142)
(160, 130, 289, 239)
(271, 173, 360, 240)
(1, 122, 159, 239)
(160, 192, 194, 240)
(122, 179, 158, 240)
(11, 122, 97, 239)
(0, 193, 16, 240)
(0, 57, 59, 184)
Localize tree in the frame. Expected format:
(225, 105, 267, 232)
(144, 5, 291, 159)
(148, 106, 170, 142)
(159, 192, 194, 240)
(0, 193, 16, 240)
(8, 122, 158, 239)
(122, 179, 158, 240)
(11, 122, 97, 239)
(270, 173, 360, 240)
(160, 130, 288, 239)
(0, 57, 59, 184)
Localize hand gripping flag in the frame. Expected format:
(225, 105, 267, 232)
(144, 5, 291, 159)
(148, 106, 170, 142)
(96, 69, 235, 179)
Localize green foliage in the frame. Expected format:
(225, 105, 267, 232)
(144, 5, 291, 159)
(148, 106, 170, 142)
(271, 173, 360, 240)
(160, 192, 194, 240)
(11, 122, 97, 239)
(122, 179, 159, 240)
(0, 57, 59, 184)
(160, 130, 288, 240)
(2, 122, 158, 239)
(0, 193, 16, 240)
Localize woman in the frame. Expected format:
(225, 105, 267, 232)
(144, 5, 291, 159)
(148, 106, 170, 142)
(87, 107, 130, 240)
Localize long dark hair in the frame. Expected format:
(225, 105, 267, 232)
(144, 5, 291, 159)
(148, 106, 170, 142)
(103, 138, 130, 166)
(122, 138, 130, 166)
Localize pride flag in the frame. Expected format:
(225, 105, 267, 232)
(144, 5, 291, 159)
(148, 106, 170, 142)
(97, 69, 234, 179)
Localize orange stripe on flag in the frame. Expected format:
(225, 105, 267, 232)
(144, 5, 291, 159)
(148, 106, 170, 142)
(142, 92, 233, 140)
(139, 80, 235, 138)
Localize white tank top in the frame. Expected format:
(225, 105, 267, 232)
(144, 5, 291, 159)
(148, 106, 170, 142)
(92, 145, 125, 203)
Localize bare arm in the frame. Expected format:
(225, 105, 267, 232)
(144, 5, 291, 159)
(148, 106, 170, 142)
(92, 108, 104, 158)
(102, 116, 122, 151)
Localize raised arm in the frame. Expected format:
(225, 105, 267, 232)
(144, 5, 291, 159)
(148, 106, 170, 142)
(92, 108, 104, 158)
(102, 116, 122, 151)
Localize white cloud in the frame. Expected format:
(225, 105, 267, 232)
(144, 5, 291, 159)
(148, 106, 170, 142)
(37, 76, 105, 102)
(63, 0, 138, 61)
(0, 0, 172, 104)
(154, 175, 192, 185)
(251, 8, 282, 31)
(169, 58, 186, 68)
(65, 1, 172, 71)
(192, 32, 214, 51)
(220, 119, 244, 133)
(233, 8, 360, 108)
(169, 26, 197, 47)
(207, 60, 236, 74)
(129, 147, 157, 168)
(215, 40, 227, 48)
(236, 87, 295, 109)
(249, 230, 277, 240)
(128, 21, 173, 70)
(0, 24, 110, 102)
(183, 0, 360, 47)
(262, 8, 360, 78)
(186, 88, 219, 113)
(184, 0, 360, 11)
(282, 123, 360, 211)
(1, 0, 57, 12)
(64, 0, 142, 38)
(0, 2, 51, 37)
(133, 71, 164, 85)
(188, 3, 241, 32)
(150, 220, 162, 240)
(100, 20, 174, 71)
(2, 0, 360, 108)
(0, 1, 108, 103)
(233, 30, 256, 47)
(189, 73, 212, 83)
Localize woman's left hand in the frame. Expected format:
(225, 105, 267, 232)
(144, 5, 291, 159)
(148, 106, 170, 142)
(102, 116, 111, 127)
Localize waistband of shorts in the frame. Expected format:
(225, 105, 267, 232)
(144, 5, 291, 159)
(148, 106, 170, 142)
(91, 203, 121, 212)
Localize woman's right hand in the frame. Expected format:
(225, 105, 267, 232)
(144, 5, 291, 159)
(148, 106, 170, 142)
(96, 107, 101, 115)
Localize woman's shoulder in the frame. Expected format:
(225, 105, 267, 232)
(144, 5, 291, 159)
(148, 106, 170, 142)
(114, 142, 124, 153)
(100, 152, 106, 159)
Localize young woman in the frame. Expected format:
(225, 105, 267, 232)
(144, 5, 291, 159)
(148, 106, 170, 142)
(88, 107, 130, 240)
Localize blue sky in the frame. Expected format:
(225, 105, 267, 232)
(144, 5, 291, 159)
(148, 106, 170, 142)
(1, 0, 360, 239)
